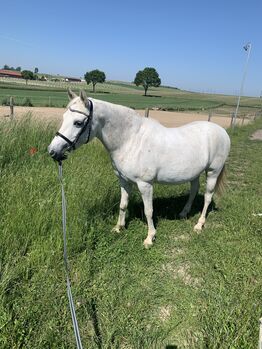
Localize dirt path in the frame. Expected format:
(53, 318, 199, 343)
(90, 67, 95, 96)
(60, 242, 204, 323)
(137, 110, 238, 128)
(0, 106, 63, 122)
(0, 106, 250, 128)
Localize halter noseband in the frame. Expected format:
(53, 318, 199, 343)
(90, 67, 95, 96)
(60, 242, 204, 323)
(55, 99, 93, 151)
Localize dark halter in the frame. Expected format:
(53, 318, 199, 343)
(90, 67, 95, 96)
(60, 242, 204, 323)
(55, 99, 93, 151)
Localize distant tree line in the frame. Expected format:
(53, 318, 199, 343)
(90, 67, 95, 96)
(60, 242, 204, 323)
(3, 65, 22, 71)
(2, 65, 39, 73)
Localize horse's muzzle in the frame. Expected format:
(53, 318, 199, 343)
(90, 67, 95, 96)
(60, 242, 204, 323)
(48, 147, 67, 162)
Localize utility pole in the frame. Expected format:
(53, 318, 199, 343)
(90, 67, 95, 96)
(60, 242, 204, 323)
(232, 42, 252, 129)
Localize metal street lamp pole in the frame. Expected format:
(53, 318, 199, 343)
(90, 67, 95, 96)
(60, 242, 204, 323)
(232, 42, 252, 128)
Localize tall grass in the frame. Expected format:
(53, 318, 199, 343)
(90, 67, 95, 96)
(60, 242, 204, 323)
(0, 116, 261, 348)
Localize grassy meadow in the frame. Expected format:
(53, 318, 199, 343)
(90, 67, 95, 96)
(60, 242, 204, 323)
(0, 79, 261, 116)
(0, 114, 261, 348)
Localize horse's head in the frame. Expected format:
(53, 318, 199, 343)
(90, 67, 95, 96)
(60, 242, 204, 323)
(48, 89, 94, 162)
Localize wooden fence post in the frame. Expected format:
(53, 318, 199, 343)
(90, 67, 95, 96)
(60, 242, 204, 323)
(208, 112, 212, 122)
(10, 96, 14, 120)
(145, 108, 150, 118)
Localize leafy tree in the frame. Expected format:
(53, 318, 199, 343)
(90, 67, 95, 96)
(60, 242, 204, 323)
(34, 67, 39, 74)
(134, 67, 161, 96)
(84, 69, 106, 93)
(3, 65, 22, 71)
(21, 70, 35, 85)
(3, 65, 15, 70)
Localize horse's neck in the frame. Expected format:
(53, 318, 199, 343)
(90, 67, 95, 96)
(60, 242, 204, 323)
(94, 100, 143, 153)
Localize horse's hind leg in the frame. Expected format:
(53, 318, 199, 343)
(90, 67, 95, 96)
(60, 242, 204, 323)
(112, 179, 132, 233)
(194, 170, 218, 231)
(179, 177, 199, 218)
(137, 181, 156, 248)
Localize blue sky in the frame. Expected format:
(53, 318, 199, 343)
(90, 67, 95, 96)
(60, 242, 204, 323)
(0, 0, 261, 96)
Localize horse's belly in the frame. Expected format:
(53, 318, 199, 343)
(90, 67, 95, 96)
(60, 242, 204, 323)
(119, 143, 209, 184)
(156, 161, 206, 184)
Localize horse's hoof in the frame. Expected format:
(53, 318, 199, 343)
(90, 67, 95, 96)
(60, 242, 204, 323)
(111, 226, 122, 233)
(143, 239, 153, 249)
(179, 211, 187, 219)
(194, 223, 203, 232)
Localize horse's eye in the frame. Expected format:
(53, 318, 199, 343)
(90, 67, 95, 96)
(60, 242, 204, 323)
(74, 120, 83, 127)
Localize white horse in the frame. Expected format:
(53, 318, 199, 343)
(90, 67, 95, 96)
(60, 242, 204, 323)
(48, 90, 230, 248)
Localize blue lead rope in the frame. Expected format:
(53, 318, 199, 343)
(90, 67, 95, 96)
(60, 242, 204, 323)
(58, 162, 83, 349)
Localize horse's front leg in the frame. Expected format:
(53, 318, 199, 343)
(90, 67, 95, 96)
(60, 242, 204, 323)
(137, 181, 156, 248)
(112, 179, 132, 233)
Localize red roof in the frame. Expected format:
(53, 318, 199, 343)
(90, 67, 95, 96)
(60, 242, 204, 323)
(0, 69, 22, 77)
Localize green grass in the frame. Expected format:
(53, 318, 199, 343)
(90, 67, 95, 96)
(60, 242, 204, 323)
(0, 80, 261, 114)
(0, 115, 261, 348)
(0, 84, 221, 110)
(0, 85, 68, 107)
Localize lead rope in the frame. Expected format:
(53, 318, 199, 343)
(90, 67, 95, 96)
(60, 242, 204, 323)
(58, 161, 83, 349)
(259, 317, 262, 349)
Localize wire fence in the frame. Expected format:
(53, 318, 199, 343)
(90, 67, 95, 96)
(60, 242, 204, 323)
(0, 94, 68, 107)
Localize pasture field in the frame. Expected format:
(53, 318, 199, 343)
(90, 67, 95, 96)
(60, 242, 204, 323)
(0, 79, 261, 116)
(0, 115, 261, 348)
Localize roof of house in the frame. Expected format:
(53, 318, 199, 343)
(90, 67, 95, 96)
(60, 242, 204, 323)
(0, 69, 22, 77)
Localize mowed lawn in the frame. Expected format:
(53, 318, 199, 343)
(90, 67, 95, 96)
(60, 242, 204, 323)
(0, 83, 223, 110)
(0, 116, 261, 348)
(0, 80, 261, 114)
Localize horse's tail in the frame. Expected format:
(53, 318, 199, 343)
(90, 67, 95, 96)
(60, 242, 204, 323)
(215, 165, 227, 196)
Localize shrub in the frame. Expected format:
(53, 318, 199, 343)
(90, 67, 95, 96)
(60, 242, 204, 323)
(1, 97, 9, 106)
(22, 97, 33, 107)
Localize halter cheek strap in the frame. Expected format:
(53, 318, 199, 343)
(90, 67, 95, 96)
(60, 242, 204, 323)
(55, 99, 93, 150)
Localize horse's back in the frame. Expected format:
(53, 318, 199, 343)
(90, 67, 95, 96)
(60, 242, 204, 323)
(153, 120, 230, 158)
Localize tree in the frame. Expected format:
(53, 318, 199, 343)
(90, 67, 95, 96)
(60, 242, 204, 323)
(21, 70, 35, 85)
(84, 69, 106, 93)
(34, 67, 39, 74)
(134, 67, 161, 96)
(3, 65, 22, 71)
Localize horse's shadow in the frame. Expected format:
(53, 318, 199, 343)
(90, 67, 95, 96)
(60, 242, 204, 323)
(126, 193, 217, 227)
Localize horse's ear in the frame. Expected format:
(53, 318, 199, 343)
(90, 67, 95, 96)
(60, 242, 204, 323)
(68, 88, 77, 100)
(80, 89, 88, 104)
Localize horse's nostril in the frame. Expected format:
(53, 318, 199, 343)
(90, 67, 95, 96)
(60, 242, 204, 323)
(49, 149, 55, 157)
